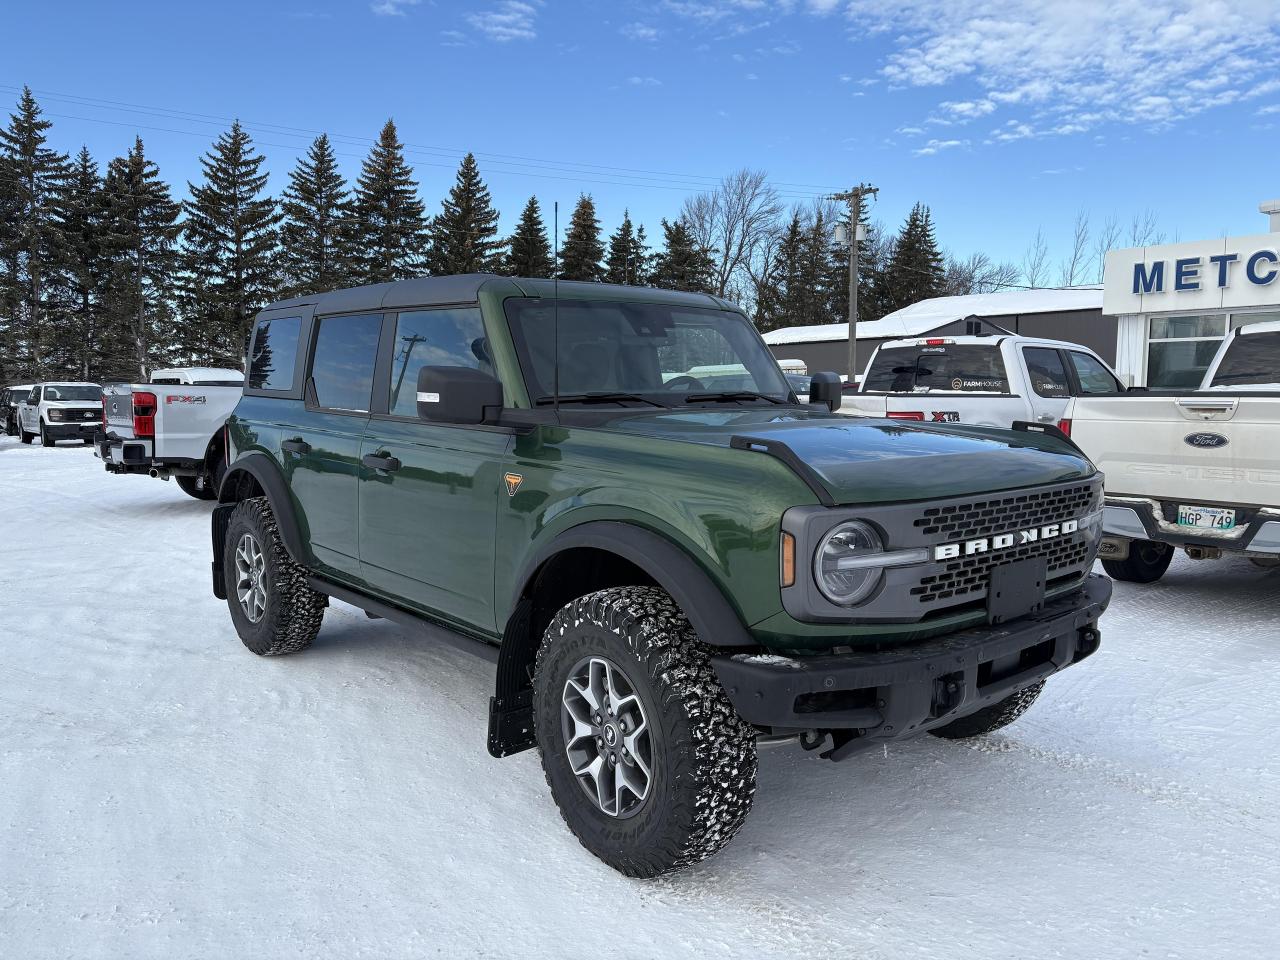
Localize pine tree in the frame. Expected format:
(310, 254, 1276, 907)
(352, 119, 426, 283)
(104, 137, 182, 379)
(649, 217, 715, 293)
(505, 195, 553, 277)
(604, 210, 650, 286)
(180, 122, 280, 367)
(558, 194, 604, 282)
(280, 134, 354, 297)
(0, 150, 21, 383)
(879, 202, 945, 316)
(0, 86, 73, 380)
(56, 148, 111, 379)
(425, 152, 502, 276)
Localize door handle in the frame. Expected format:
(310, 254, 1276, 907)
(362, 452, 402, 472)
(282, 438, 311, 455)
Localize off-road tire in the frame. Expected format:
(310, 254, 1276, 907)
(176, 473, 217, 500)
(1102, 539, 1173, 584)
(533, 586, 758, 878)
(223, 496, 325, 656)
(930, 681, 1045, 740)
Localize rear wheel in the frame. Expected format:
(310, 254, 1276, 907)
(176, 473, 217, 500)
(223, 497, 325, 655)
(1102, 539, 1173, 583)
(533, 586, 758, 878)
(930, 681, 1045, 740)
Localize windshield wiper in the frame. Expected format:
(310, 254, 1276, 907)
(683, 390, 786, 405)
(535, 392, 668, 408)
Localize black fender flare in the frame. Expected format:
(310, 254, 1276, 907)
(510, 520, 755, 650)
(215, 452, 308, 565)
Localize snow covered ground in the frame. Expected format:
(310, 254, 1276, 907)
(2, 436, 1278, 960)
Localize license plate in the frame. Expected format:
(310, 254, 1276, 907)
(1176, 505, 1235, 530)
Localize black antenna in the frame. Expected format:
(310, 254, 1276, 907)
(553, 201, 560, 419)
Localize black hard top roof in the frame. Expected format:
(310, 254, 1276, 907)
(259, 274, 736, 316)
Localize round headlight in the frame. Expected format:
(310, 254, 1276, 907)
(814, 520, 885, 605)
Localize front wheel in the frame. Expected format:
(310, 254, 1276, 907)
(19, 425, 33, 444)
(39, 423, 53, 447)
(1102, 539, 1173, 584)
(533, 586, 758, 878)
(223, 497, 325, 655)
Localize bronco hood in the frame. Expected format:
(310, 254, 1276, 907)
(594, 408, 1094, 505)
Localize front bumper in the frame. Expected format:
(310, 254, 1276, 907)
(44, 420, 102, 439)
(712, 574, 1111, 758)
(1103, 498, 1280, 555)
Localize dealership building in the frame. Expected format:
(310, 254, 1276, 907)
(765, 201, 1280, 389)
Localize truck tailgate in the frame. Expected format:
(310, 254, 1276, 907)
(1071, 394, 1280, 506)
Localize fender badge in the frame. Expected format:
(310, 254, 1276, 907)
(504, 472, 524, 496)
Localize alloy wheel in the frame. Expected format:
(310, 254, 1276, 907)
(234, 533, 268, 624)
(561, 656, 653, 818)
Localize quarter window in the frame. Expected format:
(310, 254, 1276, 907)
(1022, 348, 1070, 398)
(1068, 352, 1122, 394)
(247, 315, 302, 391)
(309, 313, 383, 413)
(387, 308, 491, 417)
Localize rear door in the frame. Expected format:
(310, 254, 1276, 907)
(1020, 346, 1073, 425)
(358, 306, 509, 632)
(287, 312, 385, 581)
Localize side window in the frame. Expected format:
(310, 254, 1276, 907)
(247, 316, 302, 391)
(1069, 352, 1122, 394)
(387, 308, 491, 417)
(27, 387, 39, 403)
(1022, 348, 1071, 398)
(309, 313, 383, 413)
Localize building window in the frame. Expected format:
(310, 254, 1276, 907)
(1230, 309, 1280, 330)
(1147, 314, 1227, 389)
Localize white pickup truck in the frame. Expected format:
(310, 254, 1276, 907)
(1070, 320, 1280, 582)
(16, 382, 105, 446)
(97, 367, 243, 499)
(842, 334, 1123, 432)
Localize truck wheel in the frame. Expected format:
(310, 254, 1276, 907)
(19, 426, 33, 444)
(1102, 539, 1173, 584)
(223, 497, 324, 656)
(39, 423, 53, 447)
(930, 681, 1045, 740)
(532, 586, 758, 878)
(176, 474, 217, 500)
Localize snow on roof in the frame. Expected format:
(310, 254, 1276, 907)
(762, 286, 1104, 346)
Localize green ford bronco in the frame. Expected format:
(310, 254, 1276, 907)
(211, 275, 1111, 877)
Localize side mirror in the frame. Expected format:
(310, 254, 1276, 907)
(808, 371, 842, 412)
(416, 366, 503, 425)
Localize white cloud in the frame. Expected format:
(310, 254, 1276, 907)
(845, 0, 1280, 137)
(913, 138, 967, 155)
(745, 72, 759, 80)
(628, 76, 663, 86)
(1259, 104, 1280, 115)
(370, 0, 420, 15)
(439, 29, 470, 47)
(466, 0, 539, 42)
(621, 22, 660, 41)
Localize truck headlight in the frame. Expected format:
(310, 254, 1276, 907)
(813, 520, 931, 606)
(48, 409, 64, 421)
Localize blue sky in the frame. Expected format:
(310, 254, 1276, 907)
(4, 0, 1279, 281)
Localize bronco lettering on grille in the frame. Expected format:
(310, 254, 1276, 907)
(934, 518, 1080, 561)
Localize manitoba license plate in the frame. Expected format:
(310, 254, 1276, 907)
(1176, 505, 1236, 530)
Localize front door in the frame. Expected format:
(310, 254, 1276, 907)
(358, 306, 509, 633)
(285, 311, 384, 582)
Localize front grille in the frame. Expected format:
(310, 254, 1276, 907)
(913, 483, 1096, 540)
(909, 480, 1101, 608)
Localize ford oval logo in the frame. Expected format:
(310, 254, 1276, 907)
(1184, 432, 1229, 449)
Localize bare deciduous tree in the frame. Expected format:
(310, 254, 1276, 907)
(680, 168, 782, 300)
(1127, 209, 1164, 247)
(1091, 214, 1122, 283)
(1057, 210, 1090, 286)
(1021, 228, 1050, 288)
(945, 252, 1022, 295)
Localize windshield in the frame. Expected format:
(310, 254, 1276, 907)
(504, 299, 792, 405)
(862, 344, 1009, 393)
(1208, 330, 1280, 389)
(43, 385, 102, 402)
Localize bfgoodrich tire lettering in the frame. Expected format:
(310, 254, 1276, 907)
(533, 586, 758, 878)
(223, 496, 325, 656)
(929, 681, 1044, 740)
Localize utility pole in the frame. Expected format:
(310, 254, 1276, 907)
(832, 184, 878, 384)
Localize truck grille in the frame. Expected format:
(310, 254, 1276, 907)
(909, 481, 1102, 608)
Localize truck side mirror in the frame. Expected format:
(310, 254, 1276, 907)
(808, 372, 842, 412)
(416, 366, 503, 425)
